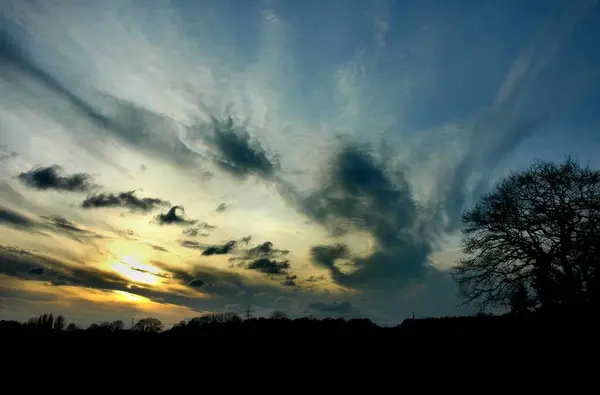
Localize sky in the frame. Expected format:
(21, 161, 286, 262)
(1, 0, 599, 328)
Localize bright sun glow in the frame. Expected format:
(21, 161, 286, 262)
(113, 290, 150, 304)
(110, 255, 163, 286)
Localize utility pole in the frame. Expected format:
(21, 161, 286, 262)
(131, 317, 134, 329)
(244, 304, 253, 320)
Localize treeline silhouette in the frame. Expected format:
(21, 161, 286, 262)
(2, 306, 598, 342)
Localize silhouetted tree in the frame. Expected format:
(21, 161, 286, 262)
(53, 315, 66, 331)
(29, 313, 55, 331)
(172, 320, 186, 330)
(66, 323, 81, 331)
(133, 317, 163, 333)
(452, 158, 600, 311)
(110, 320, 125, 332)
(270, 310, 289, 320)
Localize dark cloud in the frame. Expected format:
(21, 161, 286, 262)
(29, 267, 45, 275)
(153, 206, 198, 226)
(188, 279, 206, 288)
(202, 240, 238, 256)
(179, 240, 205, 250)
(144, 243, 169, 253)
(180, 236, 251, 254)
(235, 241, 290, 260)
(308, 300, 358, 314)
(82, 190, 170, 213)
(216, 203, 229, 213)
(230, 240, 292, 276)
(182, 222, 215, 237)
(310, 244, 350, 282)
(246, 258, 290, 275)
(18, 165, 95, 192)
(188, 116, 278, 180)
(299, 143, 432, 290)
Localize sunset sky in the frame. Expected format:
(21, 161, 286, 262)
(1, 0, 599, 327)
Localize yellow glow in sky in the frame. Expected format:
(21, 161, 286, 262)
(110, 255, 163, 286)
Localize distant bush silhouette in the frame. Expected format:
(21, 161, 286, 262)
(453, 157, 600, 312)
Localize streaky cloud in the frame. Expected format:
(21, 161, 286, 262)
(0, 28, 199, 168)
(41, 215, 106, 243)
(81, 190, 170, 213)
(0, 205, 42, 234)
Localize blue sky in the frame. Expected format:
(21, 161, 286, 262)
(0, 0, 599, 327)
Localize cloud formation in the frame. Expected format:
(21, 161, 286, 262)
(230, 241, 292, 276)
(41, 215, 105, 243)
(299, 143, 432, 290)
(153, 206, 198, 226)
(188, 116, 279, 181)
(0, 206, 40, 234)
(179, 240, 205, 251)
(216, 203, 229, 213)
(81, 190, 170, 213)
(0, 27, 200, 168)
(182, 222, 216, 237)
(18, 166, 96, 192)
(202, 240, 238, 256)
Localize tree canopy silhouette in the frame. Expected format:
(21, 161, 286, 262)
(133, 317, 164, 333)
(452, 157, 600, 312)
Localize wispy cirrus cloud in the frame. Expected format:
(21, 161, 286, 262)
(41, 215, 106, 243)
(0, 205, 43, 234)
(186, 116, 279, 181)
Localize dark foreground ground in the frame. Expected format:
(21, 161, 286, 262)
(1, 309, 598, 379)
